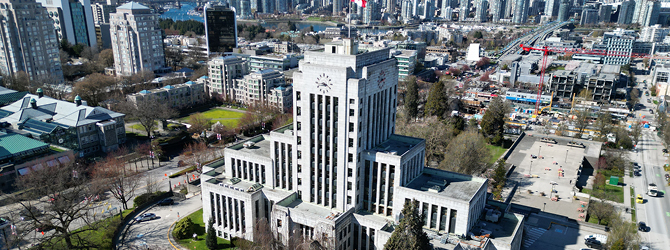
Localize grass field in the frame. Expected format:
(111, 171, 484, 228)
(176, 209, 234, 250)
(486, 144, 507, 165)
(582, 185, 624, 203)
(180, 109, 245, 128)
(47, 208, 133, 249)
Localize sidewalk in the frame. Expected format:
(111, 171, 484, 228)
(623, 168, 633, 222)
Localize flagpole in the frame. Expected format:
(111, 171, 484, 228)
(348, 0, 351, 38)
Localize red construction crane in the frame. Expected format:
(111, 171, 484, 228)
(519, 44, 551, 116)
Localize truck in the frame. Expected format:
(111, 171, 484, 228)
(648, 183, 659, 197)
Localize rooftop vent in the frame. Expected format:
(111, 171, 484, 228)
(230, 177, 241, 184)
(243, 141, 255, 148)
(428, 185, 442, 193)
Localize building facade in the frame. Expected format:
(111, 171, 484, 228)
(618, 0, 635, 24)
(127, 81, 206, 110)
(92, 3, 116, 25)
(235, 69, 292, 112)
(201, 39, 496, 250)
(110, 2, 165, 76)
(208, 56, 249, 99)
(0, 0, 64, 85)
(0, 91, 125, 155)
(204, 3, 237, 55)
(38, 0, 96, 47)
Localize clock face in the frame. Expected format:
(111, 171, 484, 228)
(378, 69, 387, 89)
(315, 73, 332, 93)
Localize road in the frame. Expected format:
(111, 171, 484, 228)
(630, 87, 670, 249)
(119, 194, 202, 250)
(0, 156, 194, 249)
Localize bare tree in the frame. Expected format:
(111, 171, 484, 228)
(587, 199, 615, 225)
(594, 111, 613, 141)
(396, 116, 455, 165)
(574, 108, 590, 139)
(187, 112, 212, 134)
(73, 73, 117, 106)
(11, 161, 103, 249)
(630, 120, 642, 145)
(606, 214, 641, 249)
(439, 130, 491, 175)
(92, 148, 143, 212)
(183, 142, 215, 173)
(118, 98, 177, 138)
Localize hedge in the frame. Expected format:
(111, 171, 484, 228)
(133, 191, 167, 208)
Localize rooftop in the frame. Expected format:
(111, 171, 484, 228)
(1, 94, 124, 127)
(404, 168, 486, 202)
(369, 134, 424, 157)
(117, 1, 150, 10)
(227, 135, 272, 158)
(0, 134, 49, 161)
(286, 199, 340, 220)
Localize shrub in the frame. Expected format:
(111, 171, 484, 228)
(169, 166, 197, 178)
(540, 192, 546, 196)
(133, 191, 166, 208)
(174, 217, 195, 240)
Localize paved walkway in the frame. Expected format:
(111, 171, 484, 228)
(623, 168, 633, 222)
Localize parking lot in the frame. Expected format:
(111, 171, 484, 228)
(119, 194, 202, 250)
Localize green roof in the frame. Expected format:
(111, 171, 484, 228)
(0, 134, 49, 160)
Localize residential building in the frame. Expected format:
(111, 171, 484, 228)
(127, 81, 206, 110)
(204, 3, 237, 55)
(239, 0, 251, 19)
(249, 54, 301, 72)
(490, 0, 506, 22)
(272, 42, 300, 54)
(618, 0, 635, 24)
(392, 50, 417, 80)
(557, 0, 571, 22)
(110, 2, 165, 76)
(513, 0, 530, 23)
(641, 0, 660, 26)
(459, 0, 469, 21)
(580, 7, 598, 25)
(201, 38, 522, 250)
(598, 5, 612, 23)
(0, 89, 126, 155)
(402, 0, 413, 22)
(592, 31, 634, 65)
(640, 24, 670, 42)
(0, 0, 64, 85)
(545, 0, 560, 17)
(208, 56, 249, 99)
(633, 0, 648, 24)
(38, 0, 96, 47)
(91, 2, 116, 25)
(652, 63, 670, 97)
(363, 0, 381, 24)
(235, 69, 292, 112)
(474, 0, 488, 22)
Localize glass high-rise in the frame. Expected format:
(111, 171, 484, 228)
(204, 3, 237, 55)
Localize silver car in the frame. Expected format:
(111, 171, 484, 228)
(135, 213, 157, 222)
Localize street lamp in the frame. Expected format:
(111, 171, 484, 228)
(529, 161, 533, 175)
(543, 202, 546, 212)
(565, 149, 568, 163)
(539, 146, 542, 159)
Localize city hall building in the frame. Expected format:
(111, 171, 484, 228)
(201, 39, 500, 250)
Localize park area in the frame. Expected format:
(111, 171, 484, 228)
(180, 109, 245, 128)
(174, 209, 235, 250)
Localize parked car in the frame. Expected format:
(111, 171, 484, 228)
(664, 149, 668, 153)
(135, 213, 157, 222)
(157, 198, 174, 206)
(635, 171, 642, 177)
(585, 238, 603, 249)
(665, 173, 669, 180)
(636, 194, 644, 204)
(638, 221, 649, 232)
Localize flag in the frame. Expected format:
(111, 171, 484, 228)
(150, 151, 155, 158)
(351, 0, 366, 7)
(216, 133, 221, 140)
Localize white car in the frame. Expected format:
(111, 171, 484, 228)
(135, 213, 157, 222)
(584, 234, 607, 243)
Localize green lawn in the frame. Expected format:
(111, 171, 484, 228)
(486, 144, 507, 165)
(44, 208, 133, 249)
(176, 209, 234, 250)
(654, 100, 659, 105)
(180, 109, 245, 128)
(582, 185, 624, 203)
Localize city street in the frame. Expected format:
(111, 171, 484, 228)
(629, 88, 670, 249)
(119, 194, 202, 250)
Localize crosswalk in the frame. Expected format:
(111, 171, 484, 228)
(522, 227, 548, 249)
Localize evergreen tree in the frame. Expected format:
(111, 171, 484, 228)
(492, 158, 507, 187)
(384, 199, 430, 250)
(480, 96, 509, 144)
(405, 76, 419, 120)
(425, 81, 446, 118)
(206, 217, 217, 249)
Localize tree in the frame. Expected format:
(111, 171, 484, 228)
(174, 217, 195, 240)
(630, 120, 642, 145)
(384, 199, 430, 250)
(396, 116, 454, 164)
(98, 49, 114, 68)
(118, 98, 177, 138)
(206, 217, 218, 249)
(606, 215, 640, 250)
(588, 199, 615, 225)
(425, 81, 447, 117)
(594, 111, 613, 141)
(492, 158, 507, 188)
(629, 88, 640, 110)
(578, 88, 593, 101)
(610, 239, 625, 250)
(188, 112, 212, 134)
(439, 130, 491, 175)
(574, 108, 590, 139)
(2, 71, 37, 92)
(656, 107, 668, 132)
(480, 96, 510, 144)
(12, 161, 103, 249)
(405, 76, 419, 120)
(73, 73, 117, 106)
(475, 57, 490, 69)
(92, 148, 142, 212)
(184, 142, 215, 173)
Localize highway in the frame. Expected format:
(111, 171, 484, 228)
(630, 86, 670, 249)
(498, 21, 570, 58)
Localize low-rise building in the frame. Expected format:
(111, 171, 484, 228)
(208, 56, 249, 99)
(235, 69, 292, 112)
(249, 53, 302, 72)
(0, 89, 125, 155)
(392, 50, 417, 80)
(127, 81, 206, 110)
(549, 62, 620, 102)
